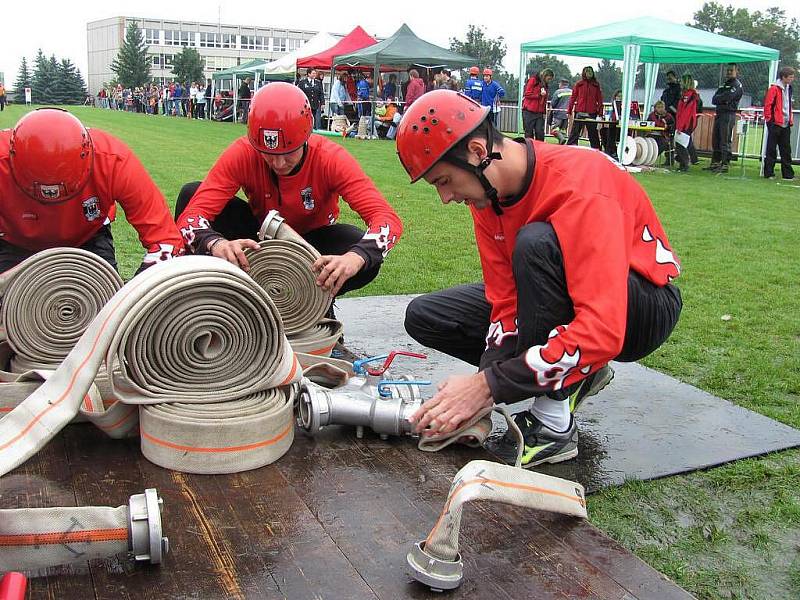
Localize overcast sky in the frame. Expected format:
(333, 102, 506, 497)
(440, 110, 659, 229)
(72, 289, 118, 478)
(1, 0, 798, 86)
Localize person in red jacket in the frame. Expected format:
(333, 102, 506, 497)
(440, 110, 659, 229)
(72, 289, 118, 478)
(566, 66, 604, 149)
(175, 82, 402, 298)
(396, 91, 682, 468)
(404, 69, 426, 111)
(674, 75, 701, 172)
(763, 66, 795, 180)
(0, 108, 184, 274)
(522, 68, 553, 141)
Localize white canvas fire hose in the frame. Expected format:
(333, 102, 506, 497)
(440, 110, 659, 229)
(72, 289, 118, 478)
(407, 409, 589, 592)
(0, 256, 301, 570)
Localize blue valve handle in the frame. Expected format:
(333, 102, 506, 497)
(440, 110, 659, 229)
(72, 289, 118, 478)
(377, 380, 432, 397)
(352, 355, 389, 375)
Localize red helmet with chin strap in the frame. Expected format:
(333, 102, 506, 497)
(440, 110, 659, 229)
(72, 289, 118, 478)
(396, 90, 490, 183)
(396, 90, 507, 214)
(469, 66, 480, 76)
(9, 108, 94, 204)
(247, 82, 313, 155)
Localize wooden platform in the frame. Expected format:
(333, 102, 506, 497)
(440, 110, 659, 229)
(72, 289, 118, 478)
(1, 423, 693, 599)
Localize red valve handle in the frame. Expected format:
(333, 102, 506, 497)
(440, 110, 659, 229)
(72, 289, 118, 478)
(366, 350, 427, 376)
(0, 573, 27, 600)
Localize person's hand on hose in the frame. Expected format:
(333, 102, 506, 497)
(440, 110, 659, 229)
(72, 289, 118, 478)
(312, 251, 365, 297)
(408, 372, 494, 437)
(208, 238, 260, 272)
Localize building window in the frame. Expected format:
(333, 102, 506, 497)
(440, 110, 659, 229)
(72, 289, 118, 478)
(255, 36, 267, 50)
(145, 29, 160, 45)
(240, 35, 254, 50)
(273, 37, 287, 52)
(288, 38, 304, 51)
(151, 55, 161, 67)
(200, 32, 221, 48)
(180, 31, 192, 46)
(164, 55, 174, 67)
(164, 31, 179, 46)
(221, 34, 236, 49)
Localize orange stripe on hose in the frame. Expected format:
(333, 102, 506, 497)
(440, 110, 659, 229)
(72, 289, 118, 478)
(0, 278, 145, 452)
(279, 355, 299, 386)
(96, 407, 138, 432)
(141, 420, 292, 453)
(0, 527, 128, 546)
(308, 344, 335, 356)
(0, 407, 13, 413)
(425, 476, 586, 546)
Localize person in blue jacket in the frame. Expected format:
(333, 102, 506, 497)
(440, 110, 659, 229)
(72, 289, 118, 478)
(463, 66, 483, 102)
(481, 68, 505, 126)
(356, 74, 372, 118)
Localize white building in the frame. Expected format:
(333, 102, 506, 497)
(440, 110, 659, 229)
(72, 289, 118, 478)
(87, 16, 317, 94)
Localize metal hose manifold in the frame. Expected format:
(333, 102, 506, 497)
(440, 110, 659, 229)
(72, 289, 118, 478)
(407, 410, 589, 591)
(0, 488, 167, 571)
(297, 375, 427, 440)
(0, 256, 301, 477)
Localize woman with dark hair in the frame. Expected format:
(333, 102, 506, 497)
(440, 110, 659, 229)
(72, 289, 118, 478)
(566, 66, 603, 149)
(674, 74, 700, 172)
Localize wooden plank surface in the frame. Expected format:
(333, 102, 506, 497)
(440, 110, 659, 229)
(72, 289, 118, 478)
(1, 422, 693, 600)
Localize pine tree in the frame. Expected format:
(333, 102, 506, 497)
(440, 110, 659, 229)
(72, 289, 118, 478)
(46, 55, 66, 104)
(111, 22, 151, 88)
(171, 47, 204, 85)
(59, 59, 88, 104)
(13, 57, 32, 103)
(31, 49, 51, 103)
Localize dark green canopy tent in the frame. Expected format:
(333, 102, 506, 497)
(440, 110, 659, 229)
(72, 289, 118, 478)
(333, 23, 477, 97)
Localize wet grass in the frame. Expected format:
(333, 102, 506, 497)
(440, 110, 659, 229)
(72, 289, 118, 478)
(2, 104, 799, 599)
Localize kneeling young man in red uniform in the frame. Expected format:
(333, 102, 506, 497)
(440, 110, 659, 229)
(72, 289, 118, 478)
(0, 109, 184, 273)
(397, 91, 682, 468)
(175, 82, 403, 298)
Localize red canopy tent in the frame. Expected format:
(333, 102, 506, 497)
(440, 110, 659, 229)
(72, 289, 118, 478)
(297, 26, 377, 70)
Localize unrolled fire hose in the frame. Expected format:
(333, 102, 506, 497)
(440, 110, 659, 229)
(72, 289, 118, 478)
(0, 256, 302, 570)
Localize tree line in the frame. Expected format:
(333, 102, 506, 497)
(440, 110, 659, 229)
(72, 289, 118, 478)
(13, 50, 88, 104)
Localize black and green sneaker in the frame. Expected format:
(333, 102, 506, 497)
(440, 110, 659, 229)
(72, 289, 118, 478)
(567, 364, 614, 413)
(486, 412, 578, 469)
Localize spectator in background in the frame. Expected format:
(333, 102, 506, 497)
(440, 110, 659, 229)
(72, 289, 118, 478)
(372, 98, 399, 138)
(522, 68, 553, 141)
(441, 69, 458, 91)
(0, 82, 6, 112)
(660, 71, 681, 119)
(330, 73, 350, 116)
(205, 81, 213, 118)
(548, 78, 572, 144)
(481, 68, 505, 126)
(675, 74, 700, 173)
(763, 66, 795, 180)
(404, 69, 426, 110)
(172, 82, 182, 116)
(567, 66, 603, 149)
(345, 72, 358, 104)
(189, 82, 199, 118)
(195, 82, 207, 120)
(382, 74, 397, 101)
(463, 66, 483, 102)
(298, 69, 325, 130)
(238, 77, 252, 124)
(647, 100, 675, 165)
(708, 63, 743, 173)
(356, 74, 372, 118)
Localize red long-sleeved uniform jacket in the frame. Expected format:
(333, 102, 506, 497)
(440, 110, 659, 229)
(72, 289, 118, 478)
(0, 128, 184, 265)
(476, 140, 681, 403)
(764, 83, 794, 126)
(176, 134, 402, 269)
(675, 89, 700, 133)
(568, 77, 603, 116)
(522, 74, 548, 113)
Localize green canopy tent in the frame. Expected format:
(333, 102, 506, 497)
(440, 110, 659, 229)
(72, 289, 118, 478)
(333, 23, 477, 99)
(519, 17, 780, 167)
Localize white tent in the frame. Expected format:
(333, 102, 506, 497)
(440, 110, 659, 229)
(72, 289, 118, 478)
(254, 32, 340, 80)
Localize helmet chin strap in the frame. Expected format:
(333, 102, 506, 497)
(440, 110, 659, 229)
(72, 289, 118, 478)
(443, 124, 504, 215)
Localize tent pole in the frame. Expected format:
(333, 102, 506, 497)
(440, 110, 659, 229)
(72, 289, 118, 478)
(518, 49, 526, 135)
(760, 59, 779, 176)
(643, 62, 659, 114)
(618, 44, 641, 163)
(233, 77, 238, 124)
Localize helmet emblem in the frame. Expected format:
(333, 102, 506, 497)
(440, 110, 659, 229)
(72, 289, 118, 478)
(263, 129, 280, 150)
(39, 185, 61, 200)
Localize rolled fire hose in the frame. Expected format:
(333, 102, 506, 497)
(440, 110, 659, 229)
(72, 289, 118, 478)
(407, 409, 589, 591)
(288, 319, 344, 357)
(0, 256, 301, 477)
(0, 488, 167, 571)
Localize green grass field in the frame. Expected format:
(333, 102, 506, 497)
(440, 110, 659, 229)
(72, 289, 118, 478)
(2, 105, 798, 599)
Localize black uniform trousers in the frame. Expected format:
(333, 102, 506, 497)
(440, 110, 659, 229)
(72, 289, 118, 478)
(175, 181, 381, 296)
(764, 123, 795, 179)
(567, 114, 601, 149)
(404, 223, 682, 400)
(711, 111, 736, 165)
(0, 226, 118, 274)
